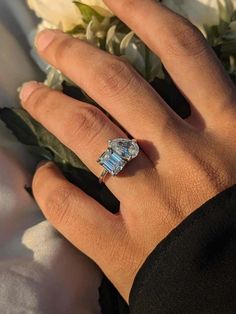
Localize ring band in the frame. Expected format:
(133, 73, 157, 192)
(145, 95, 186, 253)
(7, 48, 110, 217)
(97, 138, 140, 184)
(99, 169, 109, 184)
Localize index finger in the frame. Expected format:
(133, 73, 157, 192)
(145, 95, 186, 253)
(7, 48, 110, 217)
(104, 0, 236, 126)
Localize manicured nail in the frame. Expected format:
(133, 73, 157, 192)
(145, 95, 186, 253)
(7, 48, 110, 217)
(36, 160, 52, 170)
(19, 81, 41, 102)
(35, 29, 57, 51)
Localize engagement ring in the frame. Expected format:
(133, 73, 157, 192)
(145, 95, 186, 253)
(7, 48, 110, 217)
(97, 138, 140, 184)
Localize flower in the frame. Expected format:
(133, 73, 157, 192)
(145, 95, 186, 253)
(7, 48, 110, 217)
(27, 0, 163, 85)
(27, 0, 83, 31)
(27, 0, 112, 32)
(80, 0, 113, 17)
(163, 0, 236, 33)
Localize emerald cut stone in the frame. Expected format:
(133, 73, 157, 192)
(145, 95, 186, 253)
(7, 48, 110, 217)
(98, 138, 139, 176)
(98, 149, 126, 175)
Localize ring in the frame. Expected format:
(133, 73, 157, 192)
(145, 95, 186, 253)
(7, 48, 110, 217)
(97, 138, 140, 184)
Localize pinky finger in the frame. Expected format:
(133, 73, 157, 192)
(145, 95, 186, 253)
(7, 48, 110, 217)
(32, 161, 123, 265)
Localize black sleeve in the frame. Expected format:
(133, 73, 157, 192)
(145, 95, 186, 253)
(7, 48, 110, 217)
(129, 185, 236, 314)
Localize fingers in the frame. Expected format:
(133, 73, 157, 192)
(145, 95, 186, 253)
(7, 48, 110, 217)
(104, 0, 236, 126)
(20, 82, 155, 204)
(34, 29, 186, 157)
(33, 161, 124, 269)
(33, 162, 143, 300)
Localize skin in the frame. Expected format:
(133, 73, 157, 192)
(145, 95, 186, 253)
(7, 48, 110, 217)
(20, 0, 236, 303)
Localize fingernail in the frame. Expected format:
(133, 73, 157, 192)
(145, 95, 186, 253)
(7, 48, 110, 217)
(35, 29, 57, 51)
(19, 81, 41, 102)
(36, 160, 52, 170)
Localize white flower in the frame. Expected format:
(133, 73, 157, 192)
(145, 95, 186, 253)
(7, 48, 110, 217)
(26, 0, 165, 83)
(27, 0, 83, 31)
(163, 0, 236, 33)
(27, 0, 113, 31)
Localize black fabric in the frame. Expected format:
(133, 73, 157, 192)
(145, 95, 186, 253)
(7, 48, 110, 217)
(99, 277, 129, 313)
(129, 185, 236, 314)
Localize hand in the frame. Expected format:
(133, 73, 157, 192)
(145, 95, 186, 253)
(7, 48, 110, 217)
(20, 0, 236, 302)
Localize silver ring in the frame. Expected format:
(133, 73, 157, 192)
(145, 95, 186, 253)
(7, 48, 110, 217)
(99, 169, 109, 184)
(97, 138, 140, 184)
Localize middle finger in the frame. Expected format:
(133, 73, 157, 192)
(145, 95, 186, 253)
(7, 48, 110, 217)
(104, 0, 236, 126)
(35, 30, 186, 163)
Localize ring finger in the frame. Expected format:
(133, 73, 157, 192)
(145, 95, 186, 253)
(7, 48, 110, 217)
(34, 30, 186, 163)
(20, 82, 155, 204)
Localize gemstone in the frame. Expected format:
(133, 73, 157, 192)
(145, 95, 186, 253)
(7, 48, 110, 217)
(109, 138, 139, 160)
(98, 149, 127, 175)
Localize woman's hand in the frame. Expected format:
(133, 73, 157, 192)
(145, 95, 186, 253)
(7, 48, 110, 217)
(19, 0, 236, 302)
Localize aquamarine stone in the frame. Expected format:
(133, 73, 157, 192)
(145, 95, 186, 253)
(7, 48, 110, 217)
(98, 149, 126, 175)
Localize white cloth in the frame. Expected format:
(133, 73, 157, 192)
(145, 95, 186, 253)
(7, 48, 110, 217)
(0, 1, 102, 313)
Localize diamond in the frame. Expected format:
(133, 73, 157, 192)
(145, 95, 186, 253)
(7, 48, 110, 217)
(98, 138, 140, 178)
(109, 138, 139, 160)
(98, 149, 127, 175)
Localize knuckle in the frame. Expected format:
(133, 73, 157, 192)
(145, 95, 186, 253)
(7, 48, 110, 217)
(66, 105, 107, 148)
(45, 186, 74, 226)
(94, 57, 137, 97)
(164, 18, 207, 58)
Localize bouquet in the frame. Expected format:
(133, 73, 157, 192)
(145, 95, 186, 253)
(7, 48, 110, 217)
(0, 0, 236, 213)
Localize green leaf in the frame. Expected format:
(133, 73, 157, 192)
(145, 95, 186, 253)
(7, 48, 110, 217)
(0, 107, 38, 145)
(66, 24, 85, 35)
(73, 1, 104, 23)
(204, 24, 220, 46)
(0, 107, 119, 212)
(220, 40, 236, 55)
(218, 0, 233, 24)
(0, 108, 86, 170)
(231, 10, 236, 22)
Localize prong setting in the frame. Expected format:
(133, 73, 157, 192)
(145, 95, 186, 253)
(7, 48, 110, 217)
(98, 138, 140, 181)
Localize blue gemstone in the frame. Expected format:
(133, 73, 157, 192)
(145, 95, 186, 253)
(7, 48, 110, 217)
(98, 149, 126, 175)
